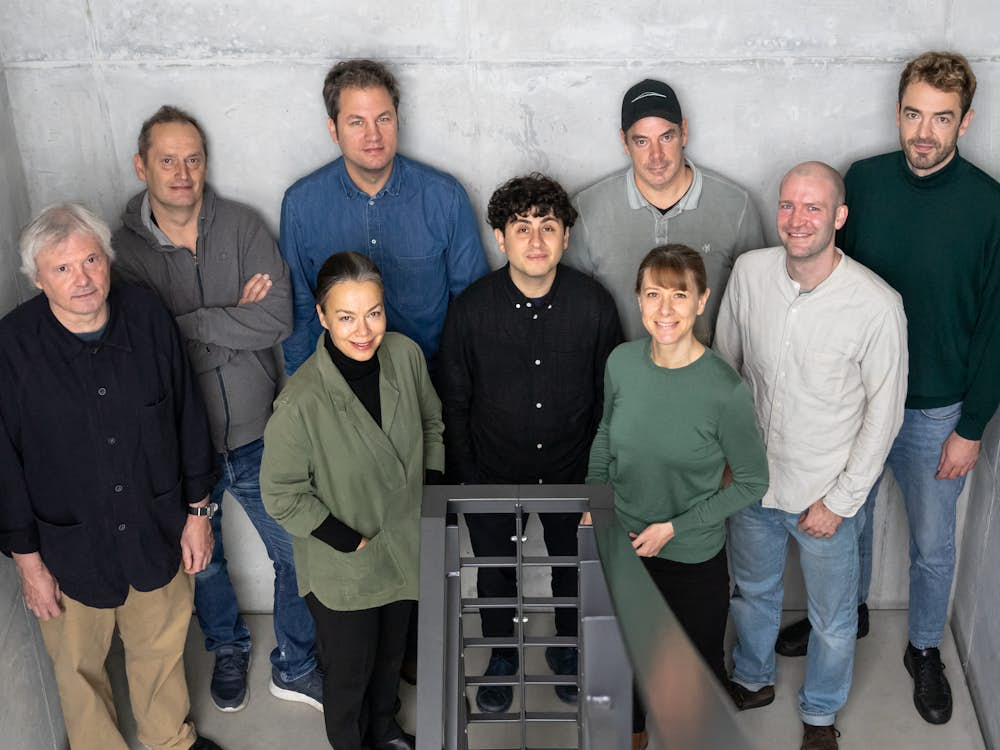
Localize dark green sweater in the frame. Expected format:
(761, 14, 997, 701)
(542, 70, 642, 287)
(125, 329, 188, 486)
(587, 341, 768, 564)
(838, 151, 1000, 440)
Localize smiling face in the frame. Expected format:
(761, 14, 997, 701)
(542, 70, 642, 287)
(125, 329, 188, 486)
(495, 210, 568, 295)
(896, 80, 973, 177)
(621, 116, 688, 199)
(316, 279, 386, 361)
(637, 267, 708, 349)
(33, 231, 112, 333)
(777, 171, 848, 263)
(133, 121, 206, 214)
(329, 85, 399, 192)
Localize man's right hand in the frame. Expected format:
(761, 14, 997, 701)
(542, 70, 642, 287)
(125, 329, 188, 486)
(12, 551, 62, 620)
(238, 273, 273, 305)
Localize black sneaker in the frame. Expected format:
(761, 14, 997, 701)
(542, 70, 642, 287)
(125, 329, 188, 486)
(903, 643, 952, 724)
(545, 646, 578, 705)
(475, 649, 517, 713)
(210, 647, 250, 712)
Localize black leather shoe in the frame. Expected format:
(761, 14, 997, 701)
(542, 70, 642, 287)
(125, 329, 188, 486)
(191, 737, 224, 750)
(728, 680, 775, 710)
(776, 603, 871, 657)
(904, 643, 952, 724)
(475, 650, 517, 713)
(775, 616, 811, 657)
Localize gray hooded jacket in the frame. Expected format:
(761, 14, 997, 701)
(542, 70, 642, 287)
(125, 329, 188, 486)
(113, 186, 292, 451)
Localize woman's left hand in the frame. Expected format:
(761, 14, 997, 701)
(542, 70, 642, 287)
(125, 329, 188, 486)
(628, 522, 675, 557)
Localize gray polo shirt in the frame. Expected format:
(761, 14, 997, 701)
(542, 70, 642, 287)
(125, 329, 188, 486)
(565, 161, 764, 344)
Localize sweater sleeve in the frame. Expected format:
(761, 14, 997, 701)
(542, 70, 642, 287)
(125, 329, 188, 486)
(586, 365, 615, 484)
(956, 227, 1000, 440)
(174, 215, 293, 351)
(669, 381, 769, 535)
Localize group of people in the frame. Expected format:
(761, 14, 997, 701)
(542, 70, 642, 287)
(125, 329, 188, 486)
(0, 47, 997, 750)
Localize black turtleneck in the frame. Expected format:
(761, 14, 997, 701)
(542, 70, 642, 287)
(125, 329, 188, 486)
(310, 334, 382, 553)
(323, 332, 382, 427)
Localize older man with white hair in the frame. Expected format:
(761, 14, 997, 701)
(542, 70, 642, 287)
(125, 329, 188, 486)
(0, 203, 223, 750)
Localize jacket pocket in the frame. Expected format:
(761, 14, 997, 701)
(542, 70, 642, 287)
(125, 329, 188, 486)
(312, 528, 407, 600)
(139, 395, 181, 496)
(34, 517, 97, 582)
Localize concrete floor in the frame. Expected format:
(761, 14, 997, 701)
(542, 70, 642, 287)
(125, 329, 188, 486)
(105, 609, 986, 750)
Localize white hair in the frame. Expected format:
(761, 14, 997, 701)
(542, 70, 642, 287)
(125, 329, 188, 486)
(19, 203, 114, 280)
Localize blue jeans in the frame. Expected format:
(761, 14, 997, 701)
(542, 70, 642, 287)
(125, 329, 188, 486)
(730, 502, 860, 726)
(194, 438, 317, 681)
(857, 403, 965, 649)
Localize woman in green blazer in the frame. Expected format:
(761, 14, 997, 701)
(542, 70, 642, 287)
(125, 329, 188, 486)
(261, 252, 444, 750)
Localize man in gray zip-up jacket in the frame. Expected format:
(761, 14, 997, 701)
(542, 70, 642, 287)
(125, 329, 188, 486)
(112, 105, 321, 715)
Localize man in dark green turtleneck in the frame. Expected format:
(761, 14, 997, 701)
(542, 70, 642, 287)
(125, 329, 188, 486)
(775, 51, 1000, 729)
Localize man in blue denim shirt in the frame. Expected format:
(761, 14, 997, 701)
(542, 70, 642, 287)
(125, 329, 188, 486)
(280, 58, 488, 376)
(113, 106, 321, 714)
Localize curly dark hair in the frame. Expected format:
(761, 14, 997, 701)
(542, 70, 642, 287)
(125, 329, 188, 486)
(486, 173, 578, 231)
(323, 59, 400, 123)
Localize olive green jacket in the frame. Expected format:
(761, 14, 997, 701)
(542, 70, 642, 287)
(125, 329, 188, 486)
(261, 332, 444, 611)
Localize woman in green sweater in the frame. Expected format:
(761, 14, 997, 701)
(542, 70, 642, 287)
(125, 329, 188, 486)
(586, 244, 768, 745)
(261, 252, 444, 750)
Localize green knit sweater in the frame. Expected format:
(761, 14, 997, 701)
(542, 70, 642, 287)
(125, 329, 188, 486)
(587, 341, 768, 563)
(838, 150, 1000, 440)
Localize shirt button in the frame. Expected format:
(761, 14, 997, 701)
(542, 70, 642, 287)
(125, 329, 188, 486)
(370, 239, 377, 245)
(107, 437, 117, 446)
(114, 484, 124, 493)
(534, 359, 541, 366)
(535, 402, 542, 409)
(117, 523, 126, 532)
(538, 479, 544, 484)
(532, 314, 538, 320)
(97, 387, 107, 396)
(368, 199, 374, 206)
(515, 303, 521, 309)
(526, 302, 532, 308)
(536, 443, 543, 449)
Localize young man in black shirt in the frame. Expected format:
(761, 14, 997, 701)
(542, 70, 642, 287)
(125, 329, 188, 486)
(438, 174, 622, 713)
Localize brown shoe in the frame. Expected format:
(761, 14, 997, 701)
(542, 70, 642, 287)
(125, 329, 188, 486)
(728, 680, 775, 710)
(631, 730, 649, 750)
(800, 722, 840, 750)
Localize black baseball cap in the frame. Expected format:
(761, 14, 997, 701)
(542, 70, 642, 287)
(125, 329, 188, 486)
(621, 79, 683, 132)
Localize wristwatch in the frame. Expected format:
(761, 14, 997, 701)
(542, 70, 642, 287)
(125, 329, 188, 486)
(187, 502, 219, 518)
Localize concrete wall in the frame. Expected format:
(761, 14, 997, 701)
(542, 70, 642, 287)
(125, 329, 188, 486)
(1, 6, 998, 743)
(954, 411, 1000, 750)
(0, 53, 67, 750)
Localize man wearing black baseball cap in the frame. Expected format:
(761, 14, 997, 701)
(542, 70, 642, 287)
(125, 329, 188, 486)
(565, 78, 763, 344)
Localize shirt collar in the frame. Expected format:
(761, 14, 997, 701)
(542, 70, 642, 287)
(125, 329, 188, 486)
(337, 155, 404, 199)
(49, 285, 134, 357)
(500, 264, 563, 310)
(625, 158, 704, 214)
(140, 193, 174, 248)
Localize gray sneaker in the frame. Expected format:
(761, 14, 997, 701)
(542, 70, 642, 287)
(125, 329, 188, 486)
(269, 668, 324, 712)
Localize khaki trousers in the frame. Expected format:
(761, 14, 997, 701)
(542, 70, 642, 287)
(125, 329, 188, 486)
(39, 568, 198, 750)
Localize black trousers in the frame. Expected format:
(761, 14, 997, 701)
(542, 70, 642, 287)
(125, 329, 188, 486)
(306, 594, 412, 750)
(465, 512, 579, 640)
(633, 546, 730, 731)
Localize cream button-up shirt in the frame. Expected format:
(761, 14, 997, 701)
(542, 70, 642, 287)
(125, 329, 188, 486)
(715, 246, 908, 517)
